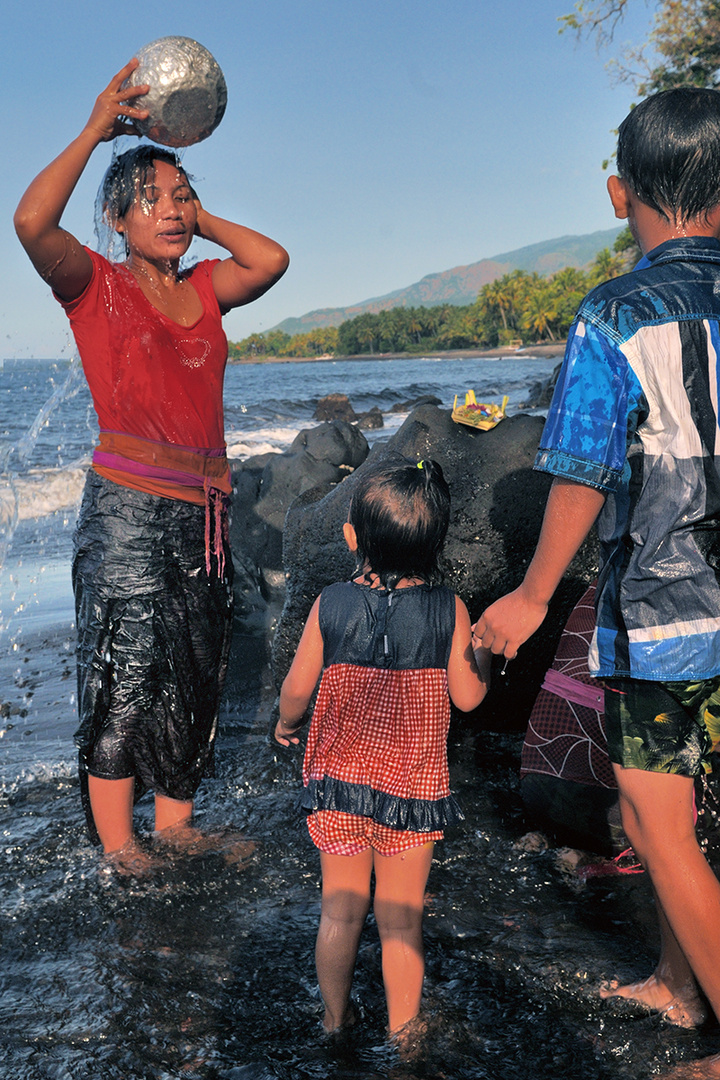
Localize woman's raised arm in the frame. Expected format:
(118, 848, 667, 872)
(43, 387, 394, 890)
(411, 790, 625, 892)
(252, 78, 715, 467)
(13, 59, 149, 301)
(194, 202, 290, 312)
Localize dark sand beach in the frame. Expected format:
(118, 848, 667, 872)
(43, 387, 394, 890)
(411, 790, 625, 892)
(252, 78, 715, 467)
(229, 342, 567, 365)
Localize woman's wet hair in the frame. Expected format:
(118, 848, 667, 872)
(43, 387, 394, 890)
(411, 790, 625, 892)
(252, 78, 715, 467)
(94, 145, 194, 260)
(349, 458, 451, 590)
(101, 145, 191, 222)
(617, 87, 720, 222)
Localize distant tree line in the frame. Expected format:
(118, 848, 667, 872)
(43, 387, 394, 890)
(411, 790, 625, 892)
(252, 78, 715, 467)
(228, 230, 638, 360)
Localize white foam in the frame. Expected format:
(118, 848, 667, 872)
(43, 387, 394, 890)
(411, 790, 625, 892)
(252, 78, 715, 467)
(13, 467, 87, 521)
(226, 422, 306, 461)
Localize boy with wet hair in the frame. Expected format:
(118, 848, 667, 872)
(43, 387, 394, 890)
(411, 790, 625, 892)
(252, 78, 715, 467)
(476, 88, 720, 1075)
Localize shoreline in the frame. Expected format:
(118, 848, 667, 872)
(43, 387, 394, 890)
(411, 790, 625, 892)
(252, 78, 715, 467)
(228, 342, 567, 365)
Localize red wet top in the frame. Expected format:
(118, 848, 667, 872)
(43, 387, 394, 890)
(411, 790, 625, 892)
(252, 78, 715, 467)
(57, 249, 227, 448)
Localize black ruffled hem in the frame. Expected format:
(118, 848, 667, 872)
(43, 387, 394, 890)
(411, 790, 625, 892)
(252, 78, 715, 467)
(302, 776, 464, 831)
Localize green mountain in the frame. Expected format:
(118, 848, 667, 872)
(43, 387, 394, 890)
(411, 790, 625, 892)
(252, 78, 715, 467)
(271, 227, 624, 335)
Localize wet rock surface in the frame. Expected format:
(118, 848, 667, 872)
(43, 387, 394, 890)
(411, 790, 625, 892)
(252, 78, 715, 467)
(229, 419, 369, 633)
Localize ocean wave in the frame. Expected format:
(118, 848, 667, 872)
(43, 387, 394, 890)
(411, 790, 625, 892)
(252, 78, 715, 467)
(2, 466, 87, 522)
(226, 423, 304, 460)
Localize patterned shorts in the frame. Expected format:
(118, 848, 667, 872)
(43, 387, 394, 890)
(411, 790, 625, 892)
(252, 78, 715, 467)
(604, 675, 720, 777)
(307, 810, 442, 857)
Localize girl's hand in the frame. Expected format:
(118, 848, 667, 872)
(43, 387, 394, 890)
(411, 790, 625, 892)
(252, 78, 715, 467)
(274, 717, 302, 747)
(84, 59, 150, 144)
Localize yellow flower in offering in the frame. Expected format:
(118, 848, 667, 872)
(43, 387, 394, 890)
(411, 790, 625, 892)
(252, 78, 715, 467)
(452, 389, 509, 431)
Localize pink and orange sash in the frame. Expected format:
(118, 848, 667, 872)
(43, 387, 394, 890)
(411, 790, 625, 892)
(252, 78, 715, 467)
(93, 431, 232, 576)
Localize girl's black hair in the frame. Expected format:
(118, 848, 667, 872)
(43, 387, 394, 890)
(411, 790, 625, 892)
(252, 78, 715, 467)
(617, 88, 720, 222)
(349, 457, 451, 590)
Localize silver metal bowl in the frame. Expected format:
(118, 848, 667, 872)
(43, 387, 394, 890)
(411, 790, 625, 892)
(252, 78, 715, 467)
(123, 36, 227, 148)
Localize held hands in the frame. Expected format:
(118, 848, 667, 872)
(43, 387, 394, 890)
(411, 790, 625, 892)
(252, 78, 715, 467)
(472, 583, 549, 662)
(84, 59, 150, 144)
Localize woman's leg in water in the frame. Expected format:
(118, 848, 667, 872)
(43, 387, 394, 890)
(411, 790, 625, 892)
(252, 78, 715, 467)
(154, 793, 194, 833)
(316, 848, 373, 1032)
(373, 841, 434, 1034)
(87, 774, 135, 853)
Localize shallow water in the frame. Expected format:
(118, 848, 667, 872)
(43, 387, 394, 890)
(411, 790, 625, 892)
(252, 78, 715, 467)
(3, 622, 720, 1079)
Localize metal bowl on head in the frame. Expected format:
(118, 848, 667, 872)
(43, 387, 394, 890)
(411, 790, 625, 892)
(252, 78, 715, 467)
(123, 36, 227, 148)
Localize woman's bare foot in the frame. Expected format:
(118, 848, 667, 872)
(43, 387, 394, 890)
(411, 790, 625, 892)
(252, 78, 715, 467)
(102, 841, 162, 877)
(600, 974, 707, 1028)
(660, 1052, 720, 1078)
(153, 822, 255, 865)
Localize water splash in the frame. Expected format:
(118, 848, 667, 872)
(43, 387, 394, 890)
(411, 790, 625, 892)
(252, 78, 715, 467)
(0, 355, 85, 571)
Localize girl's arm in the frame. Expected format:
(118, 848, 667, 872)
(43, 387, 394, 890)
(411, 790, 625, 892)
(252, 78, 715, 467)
(275, 597, 324, 746)
(13, 59, 150, 302)
(194, 202, 289, 313)
(446, 595, 491, 713)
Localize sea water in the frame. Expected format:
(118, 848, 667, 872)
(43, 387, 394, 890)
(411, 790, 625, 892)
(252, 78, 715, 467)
(0, 353, 708, 1079)
(0, 353, 556, 635)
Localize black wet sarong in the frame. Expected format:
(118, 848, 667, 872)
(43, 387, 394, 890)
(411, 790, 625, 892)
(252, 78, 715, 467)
(72, 471, 233, 840)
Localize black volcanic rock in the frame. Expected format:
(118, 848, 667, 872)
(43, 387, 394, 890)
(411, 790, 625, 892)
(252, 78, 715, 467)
(270, 404, 598, 732)
(229, 419, 369, 631)
(313, 393, 358, 423)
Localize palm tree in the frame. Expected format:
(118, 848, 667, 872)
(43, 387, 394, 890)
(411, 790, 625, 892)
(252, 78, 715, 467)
(522, 287, 559, 341)
(590, 247, 626, 285)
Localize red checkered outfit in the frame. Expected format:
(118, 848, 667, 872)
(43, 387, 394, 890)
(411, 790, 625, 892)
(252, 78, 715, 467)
(301, 580, 463, 857)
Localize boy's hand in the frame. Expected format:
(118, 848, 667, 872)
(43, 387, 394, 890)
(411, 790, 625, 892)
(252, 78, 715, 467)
(473, 584, 548, 661)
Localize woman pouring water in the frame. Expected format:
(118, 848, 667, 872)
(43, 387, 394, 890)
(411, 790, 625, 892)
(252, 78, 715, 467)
(13, 59, 289, 871)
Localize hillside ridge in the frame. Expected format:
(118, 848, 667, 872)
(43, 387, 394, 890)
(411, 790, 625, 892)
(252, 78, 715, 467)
(270, 227, 623, 336)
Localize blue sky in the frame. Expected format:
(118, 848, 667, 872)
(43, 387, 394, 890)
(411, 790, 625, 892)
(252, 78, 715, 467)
(1, 0, 655, 358)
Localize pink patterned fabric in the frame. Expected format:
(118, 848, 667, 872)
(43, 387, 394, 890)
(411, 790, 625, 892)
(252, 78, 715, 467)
(521, 583, 616, 789)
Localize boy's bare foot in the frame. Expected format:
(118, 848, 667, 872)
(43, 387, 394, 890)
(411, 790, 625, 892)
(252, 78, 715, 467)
(660, 1052, 720, 1078)
(152, 822, 256, 865)
(600, 975, 707, 1028)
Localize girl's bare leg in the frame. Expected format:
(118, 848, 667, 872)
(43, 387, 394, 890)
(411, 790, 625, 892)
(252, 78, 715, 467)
(373, 841, 434, 1033)
(316, 848, 373, 1032)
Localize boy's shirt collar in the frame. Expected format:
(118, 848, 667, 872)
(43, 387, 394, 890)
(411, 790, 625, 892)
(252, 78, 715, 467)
(635, 234, 720, 270)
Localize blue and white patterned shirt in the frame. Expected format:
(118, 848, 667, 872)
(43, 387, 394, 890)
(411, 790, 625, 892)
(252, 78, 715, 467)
(536, 236, 720, 681)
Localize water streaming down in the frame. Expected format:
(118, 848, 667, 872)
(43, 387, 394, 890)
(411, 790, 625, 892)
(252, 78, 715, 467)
(3, 352, 720, 1078)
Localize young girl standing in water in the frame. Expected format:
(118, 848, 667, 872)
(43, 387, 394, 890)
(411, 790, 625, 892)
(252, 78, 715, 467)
(275, 459, 490, 1036)
(14, 60, 288, 869)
